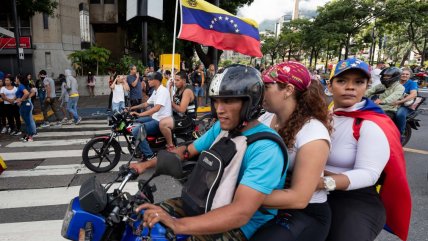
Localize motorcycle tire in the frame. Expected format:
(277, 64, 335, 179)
(82, 137, 122, 173)
(401, 124, 412, 146)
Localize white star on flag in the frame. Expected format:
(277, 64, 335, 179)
(210, 25, 213, 29)
(219, 16, 222, 20)
(235, 29, 240, 33)
(230, 20, 234, 23)
(225, 16, 229, 20)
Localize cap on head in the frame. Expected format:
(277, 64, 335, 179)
(262, 61, 311, 91)
(331, 58, 370, 80)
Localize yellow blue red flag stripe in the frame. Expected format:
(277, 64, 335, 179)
(178, 0, 262, 57)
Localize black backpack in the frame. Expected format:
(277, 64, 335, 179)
(181, 132, 288, 216)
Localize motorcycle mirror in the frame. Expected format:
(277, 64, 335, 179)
(154, 150, 183, 179)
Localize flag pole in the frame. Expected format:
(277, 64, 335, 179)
(171, 0, 179, 96)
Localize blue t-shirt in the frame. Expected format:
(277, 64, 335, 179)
(403, 79, 418, 94)
(15, 84, 28, 99)
(127, 75, 142, 100)
(194, 121, 287, 238)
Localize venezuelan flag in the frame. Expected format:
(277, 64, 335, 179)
(178, 0, 262, 57)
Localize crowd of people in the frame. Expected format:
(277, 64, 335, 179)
(0, 69, 82, 142)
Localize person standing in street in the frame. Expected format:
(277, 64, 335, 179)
(87, 72, 96, 97)
(58, 74, 72, 124)
(371, 61, 385, 87)
(39, 70, 62, 127)
(205, 64, 215, 105)
(191, 63, 205, 107)
(0, 75, 21, 135)
(15, 75, 36, 142)
(127, 65, 143, 109)
(35, 73, 46, 115)
(65, 69, 82, 125)
(110, 75, 130, 113)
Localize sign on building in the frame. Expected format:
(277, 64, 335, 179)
(0, 37, 31, 49)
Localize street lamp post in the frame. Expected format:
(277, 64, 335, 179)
(12, 0, 22, 74)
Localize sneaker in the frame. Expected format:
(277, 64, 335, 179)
(27, 136, 34, 142)
(20, 136, 28, 142)
(75, 117, 82, 125)
(12, 131, 22, 136)
(67, 119, 74, 125)
(61, 118, 69, 124)
(33, 132, 38, 137)
(40, 122, 50, 128)
(139, 153, 157, 162)
(1, 127, 7, 134)
(54, 121, 62, 127)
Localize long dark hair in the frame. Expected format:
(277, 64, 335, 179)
(277, 80, 332, 148)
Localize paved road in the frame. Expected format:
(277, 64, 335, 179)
(0, 98, 427, 241)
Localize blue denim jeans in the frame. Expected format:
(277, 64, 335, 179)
(38, 90, 46, 111)
(19, 100, 37, 136)
(112, 101, 125, 113)
(132, 116, 160, 157)
(396, 106, 413, 135)
(67, 96, 79, 122)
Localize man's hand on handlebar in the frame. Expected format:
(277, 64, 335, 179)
(130, 111, 140, 117)
(129, 162, 146, 175)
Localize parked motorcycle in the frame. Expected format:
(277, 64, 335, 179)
(82, 111, 198, 173)
(63, 127, 190, 241)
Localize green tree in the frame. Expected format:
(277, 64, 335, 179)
(261, 34, 280, 65)
(68, 50, 87, 76)
(87, 46, 111, 75)
(2, 0, 58, 18)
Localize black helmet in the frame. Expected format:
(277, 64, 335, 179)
(380, 67, 401, 87)
(209, 64, 263, 127)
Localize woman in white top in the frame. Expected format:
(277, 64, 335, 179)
(0, 75, 21, 135)
(110, 75, 130, 113)
(251, 62, 332, 241)
(322, 58, 391, 241)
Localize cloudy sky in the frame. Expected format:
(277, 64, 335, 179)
(238, 0, 330, 24)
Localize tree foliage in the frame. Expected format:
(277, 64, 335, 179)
(68, 46, 111, 76)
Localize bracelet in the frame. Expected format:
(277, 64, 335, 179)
(183, 145, 190, 160)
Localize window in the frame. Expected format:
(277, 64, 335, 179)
(43, 13, 49, 29)
(90, 0, 101, 3)
(104, 0, 115, 3)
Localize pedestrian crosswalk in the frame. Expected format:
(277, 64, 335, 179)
(0, 119, 130, 241)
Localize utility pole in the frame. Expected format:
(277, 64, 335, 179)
(292, 0, 300, 20)
(12, 0, 22, 74)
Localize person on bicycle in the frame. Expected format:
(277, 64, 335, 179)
(365, 67, 404, 118)
(131, 64, 287, 240)
(159, 71, 196, 151)
(129, 72, 172, 161)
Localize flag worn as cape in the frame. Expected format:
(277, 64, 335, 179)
(178, 0, 262, 57)
(334, 98, 411, 241)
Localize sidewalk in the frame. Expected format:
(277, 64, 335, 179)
(35, 95, 211, 122)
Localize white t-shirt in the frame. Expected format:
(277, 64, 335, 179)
(148, 85, 172, 121)
(326, 100, 389, 190)
(0, 86, 17, 104)
(258, 112, 331, 203)
(371, 68, 382, 87)
(112, 84, 125, 103)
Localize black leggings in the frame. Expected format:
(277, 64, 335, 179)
(326, 186, 386, 241)
(4, 104, 21, 130)
(250, 202, 331, 241)
(0, 102, 6, 127)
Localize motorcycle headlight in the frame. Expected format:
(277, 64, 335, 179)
(61, 199, 75, 238)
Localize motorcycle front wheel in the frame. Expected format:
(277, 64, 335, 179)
(82, 137, 122, 173)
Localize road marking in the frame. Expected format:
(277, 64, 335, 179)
(0, 220, 67, 241)
(0, 182, 139, 209)
(6, 138, 126, 148)
(35, 130, 110, 138)
(403, 147, 428, 155)
(38, 124, 110, 130)
(1, 149, 129, 161)
(0, 161, 129, 178)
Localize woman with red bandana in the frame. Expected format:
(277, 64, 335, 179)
(323, 58, 411, 241)
(251, 62, 332, 241)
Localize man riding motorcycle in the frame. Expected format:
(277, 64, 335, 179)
(159, 71, 197, 151)
(130, 65, 287, 240)
(129, 72, 172, 161)
(365, 67, 405, 118)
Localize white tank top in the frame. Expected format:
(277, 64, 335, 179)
(112, 84, 125, 103)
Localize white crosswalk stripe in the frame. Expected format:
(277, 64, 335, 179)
(0, 120, 135, 241)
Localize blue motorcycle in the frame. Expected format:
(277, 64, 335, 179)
(62, 126, 190, 241)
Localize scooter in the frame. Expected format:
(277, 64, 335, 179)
(62, 126, 189, 241)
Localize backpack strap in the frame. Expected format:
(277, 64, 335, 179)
(246, 132, 288, 177)
(352, 118, 363, 141)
